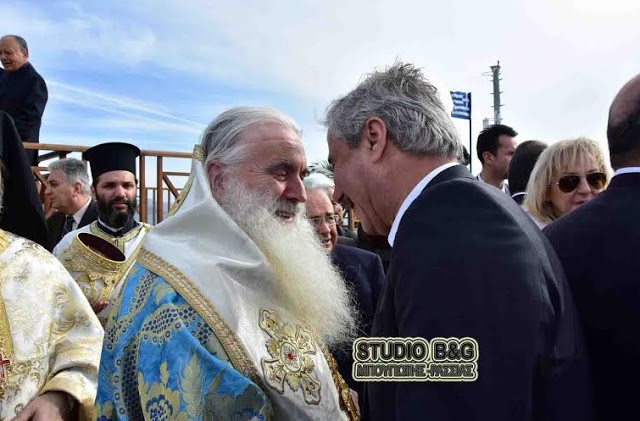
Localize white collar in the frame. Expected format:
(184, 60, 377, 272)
(388, 162, 458, 246)
(97, 218, 120, 233)
(614, 167, 640, 176)
(72, 197, 92, 224)
(511, 192, 526, 199)
(477, 173, 508, 193)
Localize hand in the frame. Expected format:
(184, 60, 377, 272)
(349, 388, 360, 418)
(11, 392, 73, 421)
(92, 301, 109, 314)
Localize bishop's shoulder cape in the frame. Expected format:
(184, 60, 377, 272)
(96, 145, 356, 420)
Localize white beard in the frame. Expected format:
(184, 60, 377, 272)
(216, 175, 357, 347)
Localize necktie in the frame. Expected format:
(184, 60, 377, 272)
(62, 215, 75, 236)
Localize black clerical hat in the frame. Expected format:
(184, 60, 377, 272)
(83, 142, 140, 180)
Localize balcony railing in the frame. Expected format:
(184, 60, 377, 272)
(24, 142, 192, 225)
(24, 142, 358, 231)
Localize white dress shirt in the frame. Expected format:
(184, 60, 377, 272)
(613, 167, 640, 176)
(70, 197, 92, 230)
(388, 162, 459, 246)
(477, 173, 509, 194)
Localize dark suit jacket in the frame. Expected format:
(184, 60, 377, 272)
(365, 165, 592, 421)
(330, 245, 385, 398)
(0, 62, 48, 165)
(0, 111, 49, 249)
(544, 173, 640, 420)
(512, 192, 526, 205)
(47, 198, 99, 247)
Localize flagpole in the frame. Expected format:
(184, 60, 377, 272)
(468, 92, 473, 175)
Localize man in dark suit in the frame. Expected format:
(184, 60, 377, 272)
(476, 124, 517, 194)
(0, 35, 48, 166)
(325, 62, 592, 420)
(303, 182, 385, 406)
(0, 110, 49, 249)
(544, 73, 640, 420)
(508, 140, 547, 205)
(45, 158, 98, 247)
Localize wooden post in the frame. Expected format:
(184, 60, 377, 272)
(139, 155, 147, 223)
(156, 156, 163, 224)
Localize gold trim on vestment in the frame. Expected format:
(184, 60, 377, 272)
(166, 145, 205, 217)
(192, 144, 206, 162)
(137, 248, 265, 390)
(59, 233, 145, 306)
(167, 174, 193, 217)
(322, 347, 360, 421)
(0, 230, 14, 393)
(89, 222, 149, 253)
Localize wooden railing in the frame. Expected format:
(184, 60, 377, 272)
(24, 142, 359, 231)
(24, 143, 192, 225)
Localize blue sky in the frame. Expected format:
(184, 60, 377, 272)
(4, 0, 639, 185)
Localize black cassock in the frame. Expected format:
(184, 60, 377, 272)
(0, 111, 49, 250)
(0, 62, 48, 165)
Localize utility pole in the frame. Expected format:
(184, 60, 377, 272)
(490, 61, 502, 125)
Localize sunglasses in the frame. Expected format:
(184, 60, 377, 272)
(556, 172, 607, 193)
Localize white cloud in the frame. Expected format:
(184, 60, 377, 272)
(3, 0, 638, 167)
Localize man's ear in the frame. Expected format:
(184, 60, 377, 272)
(482, 151, 494, 165)
(361, 117, 388, 162)
(207, 161, 225, 194)
(90, 185, 96, 197)
(73, 181, 83, 196)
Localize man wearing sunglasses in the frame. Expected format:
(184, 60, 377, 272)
(545, 73, 640, 421)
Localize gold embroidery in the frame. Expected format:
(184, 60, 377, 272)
(58, 234, 130, 306)
(0, 230, 14, 391)
(0, 231, 102, 417)
(89, 222, 148, 253)
(137, 248, 264, 389)
(258, 308, 322, 405)
(180, 353, 204, 416)
(193, 144, 205, 162)
(203, 369, 274, 419)
(0, 229, 9, 254)
(322, 347, 360, 421)
(138, 362, 189, 421)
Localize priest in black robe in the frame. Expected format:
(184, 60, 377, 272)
(0, 35, 48, 166)
(0, 110, 49, 249)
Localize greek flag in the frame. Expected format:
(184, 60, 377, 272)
(450, 91, 471, 120)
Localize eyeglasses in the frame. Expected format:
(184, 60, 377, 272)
(556, 172, 607, 193)
(309, 215, 337, 226)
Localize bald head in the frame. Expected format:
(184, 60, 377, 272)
(0, 35, 29, 72)
(608, 74, 640, 169)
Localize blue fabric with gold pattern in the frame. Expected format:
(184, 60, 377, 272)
(95, 263, 274, 420)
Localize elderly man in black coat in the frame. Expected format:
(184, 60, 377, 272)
(325, 62, 593, 421)
(0, 35, 48, 165)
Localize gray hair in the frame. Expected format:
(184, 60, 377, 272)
(324, 61, 462, 159)
(303, 173, 334, 202)
(2, 35, 28, 55)
(303, 172, 334, 190)
(48, 158, 91, 195)
(201, 106, 302, 167)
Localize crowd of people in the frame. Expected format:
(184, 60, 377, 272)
(0, 33, 639, 421)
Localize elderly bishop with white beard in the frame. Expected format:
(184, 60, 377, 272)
(96, 107, 359, 420)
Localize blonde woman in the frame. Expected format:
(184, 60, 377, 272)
(524, 137, 610, 228)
